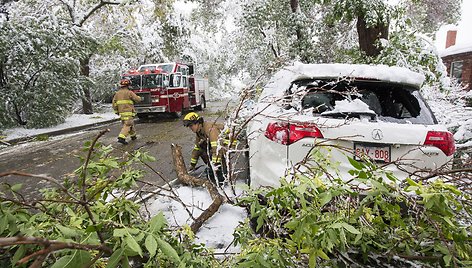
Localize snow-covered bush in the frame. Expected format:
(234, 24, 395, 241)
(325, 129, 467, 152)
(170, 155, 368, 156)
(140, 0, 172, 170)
(0, 18, 82, 129)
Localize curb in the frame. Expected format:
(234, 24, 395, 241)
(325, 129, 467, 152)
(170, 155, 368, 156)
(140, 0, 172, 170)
(3, 118, 120, 146)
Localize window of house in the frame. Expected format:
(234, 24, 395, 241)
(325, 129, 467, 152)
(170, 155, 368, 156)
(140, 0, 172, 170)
(450, 61, 463, 83)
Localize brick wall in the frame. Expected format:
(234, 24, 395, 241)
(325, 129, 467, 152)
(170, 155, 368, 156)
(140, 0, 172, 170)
(442, 52, 472, 90)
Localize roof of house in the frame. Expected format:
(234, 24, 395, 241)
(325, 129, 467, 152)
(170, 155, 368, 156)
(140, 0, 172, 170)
(439, 42, 472, 57)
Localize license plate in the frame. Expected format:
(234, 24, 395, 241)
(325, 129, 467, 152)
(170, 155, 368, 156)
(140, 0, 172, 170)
(354, 143, 391, 162)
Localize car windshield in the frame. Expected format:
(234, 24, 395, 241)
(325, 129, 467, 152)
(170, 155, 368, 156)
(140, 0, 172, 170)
(286, 79, 437, 124)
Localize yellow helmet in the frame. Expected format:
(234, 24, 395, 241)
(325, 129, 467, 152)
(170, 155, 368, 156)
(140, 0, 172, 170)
(183, 112, 203, 127)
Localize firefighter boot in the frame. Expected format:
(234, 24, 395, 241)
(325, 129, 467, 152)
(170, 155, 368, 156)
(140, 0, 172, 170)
(131, 135, 137, 141)
(117, 137, 128, 145)
(215, 166, 225, 187)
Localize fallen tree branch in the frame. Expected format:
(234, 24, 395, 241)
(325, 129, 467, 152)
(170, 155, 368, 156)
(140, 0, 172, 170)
(0, 171, 80, 202)
(0, 139, 11, 146)
(0, 236, 112, 265)
(171, 143, 224, 233)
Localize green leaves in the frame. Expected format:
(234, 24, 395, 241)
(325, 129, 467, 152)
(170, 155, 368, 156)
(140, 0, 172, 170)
(236, 155, 472, 267)
(1, 133, 470, 268)
(145, 235, 158, 257)
(341, 222, 361, 235)
(51, 250, 92, 268)
(124, 234, 143, 257)
(148, 212, 166, 234)
(106, 248, 124, 268)
(156, 237, 181, 264)
(0, 140, 218, 267)
(318, 191, 332, 207)
(56, 225, 81, 238)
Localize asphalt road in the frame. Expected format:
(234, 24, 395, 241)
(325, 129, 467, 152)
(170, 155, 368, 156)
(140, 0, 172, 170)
(0, 99, 247, 199)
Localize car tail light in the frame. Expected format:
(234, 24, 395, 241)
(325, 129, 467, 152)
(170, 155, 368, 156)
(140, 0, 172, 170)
(264, 121, 323, 145)
(424, 131, 456, 156)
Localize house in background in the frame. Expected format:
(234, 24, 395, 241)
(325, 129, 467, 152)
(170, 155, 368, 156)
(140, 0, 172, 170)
(439, 30, 472, 90)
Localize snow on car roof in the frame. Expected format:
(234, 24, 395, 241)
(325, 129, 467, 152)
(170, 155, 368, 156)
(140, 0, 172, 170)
(260, 62, 425, 100)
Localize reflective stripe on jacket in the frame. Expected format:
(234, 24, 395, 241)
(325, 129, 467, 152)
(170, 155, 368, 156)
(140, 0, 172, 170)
(112, 88, 141, 119)
(192, 122, 224, 165)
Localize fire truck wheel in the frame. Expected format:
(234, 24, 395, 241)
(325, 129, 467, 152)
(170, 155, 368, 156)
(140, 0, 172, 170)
(202, 96, 206, 109)
(172, 105, 184, 118)
(195, 96, 206, 111)
(137, 113, 149, 119)
(173, 111, 182, 118)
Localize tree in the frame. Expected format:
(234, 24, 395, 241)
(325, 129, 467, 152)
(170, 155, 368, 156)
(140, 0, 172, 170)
(0, 17, 85, 128)
(321, 0, 391, 57)
(1, 0, 178, 121)
(289, 0, 314, 62)
(321, 0, 461, 57)
(53, 0, 120, 114)
(403, 0, 462, 34)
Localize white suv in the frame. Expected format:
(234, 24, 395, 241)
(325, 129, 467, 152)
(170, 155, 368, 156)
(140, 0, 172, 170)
(247, 62, 455, 188)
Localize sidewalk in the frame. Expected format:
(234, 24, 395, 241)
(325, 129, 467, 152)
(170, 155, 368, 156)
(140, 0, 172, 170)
(1, 107, 118, 146)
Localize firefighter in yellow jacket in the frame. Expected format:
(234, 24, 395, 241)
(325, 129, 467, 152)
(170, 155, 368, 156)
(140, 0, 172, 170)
(183, 112, 227, 184)
(112, 78, 142, 145)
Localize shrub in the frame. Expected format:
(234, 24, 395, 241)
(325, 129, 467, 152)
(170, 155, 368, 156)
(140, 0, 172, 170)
(234, 155, 472, 267)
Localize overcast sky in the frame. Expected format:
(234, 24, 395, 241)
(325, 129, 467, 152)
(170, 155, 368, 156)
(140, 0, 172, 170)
(435, 1, 472, 50)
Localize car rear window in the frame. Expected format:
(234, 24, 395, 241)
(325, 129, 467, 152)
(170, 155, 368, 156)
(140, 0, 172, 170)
(286, 79, 437, 125)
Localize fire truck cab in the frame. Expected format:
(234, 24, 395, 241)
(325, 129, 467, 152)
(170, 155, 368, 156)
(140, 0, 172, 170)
(121, 62, 208, 118)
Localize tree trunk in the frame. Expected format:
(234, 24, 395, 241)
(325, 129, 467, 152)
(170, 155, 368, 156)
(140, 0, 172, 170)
(0, 61, 6, 89)
(356, 15, 389, 57)
(290, 0, 309, 63)
(171, 144, 224, 233)
(80, 56, 93, 114)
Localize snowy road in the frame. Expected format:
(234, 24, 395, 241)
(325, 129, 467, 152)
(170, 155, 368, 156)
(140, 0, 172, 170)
(0, 99, 246, 199)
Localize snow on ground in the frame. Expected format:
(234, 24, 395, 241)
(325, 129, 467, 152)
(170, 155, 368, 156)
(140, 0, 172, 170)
(2, 106, 116, 142)
(0, 131, 88, 157)
(144, 182, 248, 253)
(0, 103, 249, 253)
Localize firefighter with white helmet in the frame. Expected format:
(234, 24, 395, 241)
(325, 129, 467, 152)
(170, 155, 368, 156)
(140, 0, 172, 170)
(112, 78, 142, 145)
(183, 112, 227, 184)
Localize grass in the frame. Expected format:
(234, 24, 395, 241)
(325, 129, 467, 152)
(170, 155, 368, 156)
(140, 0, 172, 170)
(35, 134, 50, 141)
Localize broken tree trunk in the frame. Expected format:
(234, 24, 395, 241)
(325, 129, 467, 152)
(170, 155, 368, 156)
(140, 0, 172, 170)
(171, 143, 224, 233)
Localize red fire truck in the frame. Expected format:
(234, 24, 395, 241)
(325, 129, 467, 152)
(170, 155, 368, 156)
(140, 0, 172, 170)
(121, 62, 209, 118)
